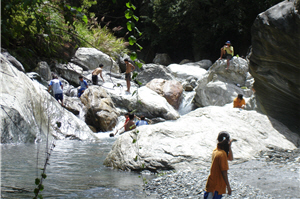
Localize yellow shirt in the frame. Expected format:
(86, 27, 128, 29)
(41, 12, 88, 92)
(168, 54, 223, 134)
(205, 148, 229, 194)
(233, 97, 245, 108)
(225, 46, 234, 56)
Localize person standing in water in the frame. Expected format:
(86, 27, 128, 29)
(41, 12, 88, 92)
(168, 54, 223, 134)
(92, 64, 105, 85)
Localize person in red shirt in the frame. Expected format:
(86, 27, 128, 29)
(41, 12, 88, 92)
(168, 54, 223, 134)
(204, 131, 234, 199)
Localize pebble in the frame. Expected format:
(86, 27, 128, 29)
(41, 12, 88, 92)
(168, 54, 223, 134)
(144, 148, 300, 199)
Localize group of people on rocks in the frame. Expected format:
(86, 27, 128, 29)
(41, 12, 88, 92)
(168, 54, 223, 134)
(48, 58, 136, 105)
(47, 42, 243, 199)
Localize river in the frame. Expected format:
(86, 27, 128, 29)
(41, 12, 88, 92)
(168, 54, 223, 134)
(1, 137, 156, 199)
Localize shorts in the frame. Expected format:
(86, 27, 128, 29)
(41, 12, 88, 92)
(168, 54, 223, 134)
(92, 75, 98, 85)
(125, 73, 131, 81)
(54, 93, 63, 101)
(204, 191, 223, 199)
(225, 53, 233, 60)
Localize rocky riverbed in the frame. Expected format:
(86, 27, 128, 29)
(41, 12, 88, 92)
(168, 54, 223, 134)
(144, 147, 300, 199)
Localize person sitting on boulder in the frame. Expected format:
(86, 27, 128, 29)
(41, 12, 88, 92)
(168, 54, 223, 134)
(233, 94, 246, 109)
(136, 115, 148, 126)
(78, 76, 88, 98)
(218, 41, 234, 70)
(48, 75, 64, 106)
(204, 131, 233, 199)
(125, 113, 136, 132)
(92, 64, 105, 85)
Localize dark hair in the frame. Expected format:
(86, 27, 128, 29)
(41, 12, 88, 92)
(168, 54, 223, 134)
(99, 64, 103, 67)
(238, 94, 243, 100)
(124, 58, 129, 62)
(217, 131, 230, 156)
(53, 75, 58, 79)
(79, 75, 83, 79)
(140, 115, 145, 120)
(129, 113, 134, 120)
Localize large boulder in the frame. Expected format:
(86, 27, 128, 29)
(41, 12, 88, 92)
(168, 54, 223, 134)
(55, 62, 84, 85)
(71, 47, 120, 73)
(106, 85, 180, 120)
(1, 50, 25, 72)
(136, 64, 174, 86)
(36, 61, 52, 81)
(167, 63, 208, 81)
(209, 57, 249, 86)
(193, 57, 254, 107)
(146, 79, 183, 109)
(249, 0, 300, 132)
(80, 86, 119, 132)
(104, 105, 300, 171)
(0, 54, 98, 143)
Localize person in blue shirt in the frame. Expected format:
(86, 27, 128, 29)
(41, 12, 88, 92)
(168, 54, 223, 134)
(78, 75, 88, 98)
(48, 75, 64, 106)
(136, 115, 148, 126)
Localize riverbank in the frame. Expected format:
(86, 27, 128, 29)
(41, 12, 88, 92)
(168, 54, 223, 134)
(145, 147, 300, 199)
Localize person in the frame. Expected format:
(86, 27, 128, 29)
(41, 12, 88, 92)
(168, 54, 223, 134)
(136, 115, 148, 126)
(111, 112, 130, 137)
(48, 75, 64, 106)
(78, 76, 88, 98)
(92, 64, 105, 85)
(233, 94, 246, 109)
(124, 113, 136, 132)
(124, 58, 135, 93)
(204, 131, 233, 199)
(218, 41, 234, 70)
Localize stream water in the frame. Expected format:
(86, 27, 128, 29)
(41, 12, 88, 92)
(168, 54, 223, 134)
(1, 138, 156, 199)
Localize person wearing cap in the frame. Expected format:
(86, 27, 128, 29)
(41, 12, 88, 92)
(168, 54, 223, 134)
(92, 64, 105, 85)
(218, 41, 234, 70)
(233, 94, 246, 109)
(204, 131, 233, 199)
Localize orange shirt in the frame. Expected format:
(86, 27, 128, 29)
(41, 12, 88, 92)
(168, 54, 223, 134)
(205, 147, 229, 195)
(233, 97, 245, 108)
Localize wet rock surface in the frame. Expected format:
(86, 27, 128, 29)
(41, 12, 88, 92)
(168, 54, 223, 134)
(144, 147, 300, 199)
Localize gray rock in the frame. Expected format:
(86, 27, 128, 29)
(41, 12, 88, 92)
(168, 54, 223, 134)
(249, 0, 300, 132)
(1, 50, 25, 72)
(55, 62, 83, 85)
(71, 47, 120, 73)
(153, 53, 172, 66)
(136, 64, 174, 86)
(36, 61, 52, 81)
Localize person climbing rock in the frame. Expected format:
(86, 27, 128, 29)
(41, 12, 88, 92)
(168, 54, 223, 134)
(218, 41, 234, 70)
(78, 76, 88, 98)
(204, 131, 233, 199)
(92, 64, 105, 85)
(48, 75, 64, 106)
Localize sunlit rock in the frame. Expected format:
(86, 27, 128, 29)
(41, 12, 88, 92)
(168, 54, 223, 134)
(0, 54, 97, 143)
(104, 105, 300, 171)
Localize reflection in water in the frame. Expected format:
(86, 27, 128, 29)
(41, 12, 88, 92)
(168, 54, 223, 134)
(1, 139, 156, 199)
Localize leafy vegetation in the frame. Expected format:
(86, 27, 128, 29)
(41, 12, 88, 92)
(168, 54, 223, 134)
(1, 0, 128, 71)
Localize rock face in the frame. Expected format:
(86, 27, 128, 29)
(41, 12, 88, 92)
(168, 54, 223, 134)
(249, 0, 300, 133)
(146, 79, 183, 109)
(71, 47, 120, 73)
(0, 54, 98, 143)
(80, 86, 118, 132)
(55, 62, 84, 85)
(104, 105, 300, 171)
(136, 64, 174, 86)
